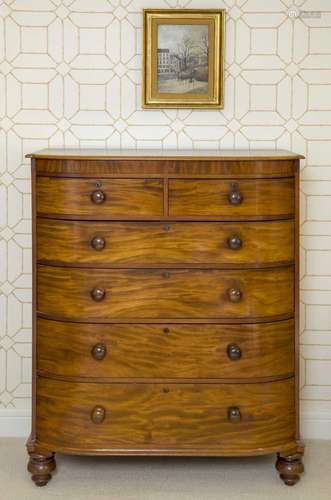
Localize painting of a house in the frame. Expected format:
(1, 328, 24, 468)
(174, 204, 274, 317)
(157, 24, 209, 94)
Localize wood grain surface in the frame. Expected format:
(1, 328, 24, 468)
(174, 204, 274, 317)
(37, 318, 294, 380)
(37, 219, 294, 267)
(33, 158, 298, 178)
(37, 266, 294, 321)
(169, 178, 294, 217)
(36, 177, 164, 217)
(35, 377, 295, 453)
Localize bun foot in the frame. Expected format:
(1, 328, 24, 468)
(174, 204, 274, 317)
(28, 452, 56, 486)
(276, 453, 304, 486)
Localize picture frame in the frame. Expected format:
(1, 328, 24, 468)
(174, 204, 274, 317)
(142, 9, 225, 109)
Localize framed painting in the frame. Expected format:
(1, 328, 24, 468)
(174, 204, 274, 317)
(142, 9, 225, 109)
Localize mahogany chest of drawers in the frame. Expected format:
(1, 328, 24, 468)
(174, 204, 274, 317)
(27, 149, 304, 487)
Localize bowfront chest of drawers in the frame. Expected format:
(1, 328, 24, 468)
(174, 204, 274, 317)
(27, 149, 304, 487)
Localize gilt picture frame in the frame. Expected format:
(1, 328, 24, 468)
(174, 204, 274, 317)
(142, 9, 225, 109)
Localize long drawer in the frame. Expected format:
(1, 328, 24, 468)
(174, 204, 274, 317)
(169, 178, 294, 218)
(37, 220, 294, 267)
(37, 266, 294, 321)
(36, 177, 164, 218)
(37, 319, 294, 380)
(36, 377, 295, 453)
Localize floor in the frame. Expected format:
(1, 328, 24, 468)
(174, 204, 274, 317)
(0, 439, 330, 500)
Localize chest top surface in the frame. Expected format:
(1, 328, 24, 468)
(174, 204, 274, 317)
(27, 148, 304, 161)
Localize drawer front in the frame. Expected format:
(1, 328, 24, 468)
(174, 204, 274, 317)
(37, 319, 294, 379)
(37, 266, 294, 321)
(36, 377, 295, 452)
(37, 220, 294, 267)
(34, 158, 297, 178)
(36, 177, 164, 218)
(169, 178, 294, 218)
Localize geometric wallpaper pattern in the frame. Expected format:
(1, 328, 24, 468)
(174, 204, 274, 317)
(0, 0, 331, 420)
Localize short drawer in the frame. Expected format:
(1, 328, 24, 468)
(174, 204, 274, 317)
(37, 220, 294, 267)
(36, 177, 164, 218)
(168, 178, 294, 218)
(37, 266, 294, 322)
(37, 319, 294, 380)
(36, 377, 295, 453)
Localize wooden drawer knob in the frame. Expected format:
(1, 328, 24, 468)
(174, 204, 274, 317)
(91, 190, 106, 204)
(228, 288, 242, 303)
(91, 236, 105, 251)
(90, 287, 106, 302)
(91, 406, 106, 424)
(227, 235, 242, 250)
(227, 343, 242, 361)
(91, 343, 107, 361)
(228, 187, 243, 205)
(228, 407, 241, 423)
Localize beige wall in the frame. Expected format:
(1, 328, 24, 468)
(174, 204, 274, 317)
(0, 0, 331, 437)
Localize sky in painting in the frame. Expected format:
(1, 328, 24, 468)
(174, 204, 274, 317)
(158, 24, 208, 52)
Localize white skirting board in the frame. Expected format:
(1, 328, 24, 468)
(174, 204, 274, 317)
(0, 410, 31, 438)
(300, 410, 331, 440)
(0, 409, 330, 440)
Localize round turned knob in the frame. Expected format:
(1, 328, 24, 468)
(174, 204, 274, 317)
(91, 236, 106, 251)
(227, 343, 242, 361)
(228, 288, 242, 303)
(91, 343, 107, 361)
(90, 287, 106, 302)
(91, 190, 106, 204)
(227, 235, 242, 250)
(91, 406, 106, 424)
(228, 407, 241, 423)
(228, 190, 243, 205)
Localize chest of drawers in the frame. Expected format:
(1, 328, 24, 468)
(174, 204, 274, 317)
(26, 149, 304, 487)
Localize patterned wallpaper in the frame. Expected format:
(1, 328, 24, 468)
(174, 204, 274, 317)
(0, 0, 331, 431)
